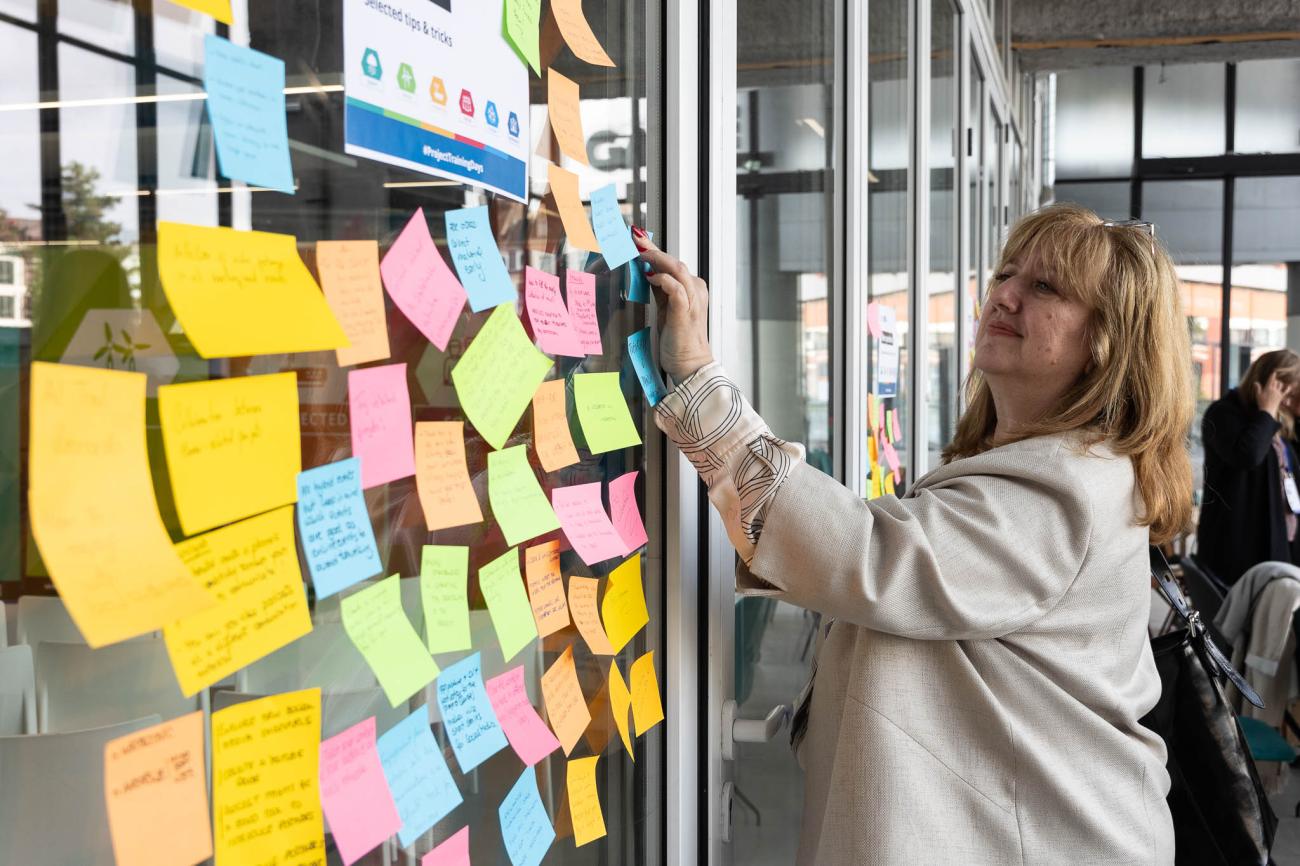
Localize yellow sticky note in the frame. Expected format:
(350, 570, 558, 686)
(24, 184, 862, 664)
(213, 690, 323, 866)
(547, 162, 601, 253)
(317, 240, 391, 367)
(566, 755, 607, 847)
(548, 69, 588, 165)
(28, 362, 214, 647)
(601, 553, 649, 654)
(166, 0, 231, 23)
(420, 545, 472, 655)
(541, 644, 591, 755)
(533, 379, 580, 472)
(158, 221, 347, 358)
(574, 372, 641, 454)
(883, 472, 896, 496)
(479, 547, 540, 663)
(607, 660, 635, 758)
(525, 540, 571, 638)
(452, 304, 554, 450)
(164, 506, 312, 697)
(415, 421, 484, 532)
(552, 0, 615, 66)
(105, 712, 213, 866)
(629, 651, 664, 736)
(488, 445, 561, 547)
(568, 576, 614, 655)
(157, 372, 301, 536)
(342, 575, 440, 707)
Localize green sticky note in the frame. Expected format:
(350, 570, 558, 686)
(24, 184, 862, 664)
(478, 547, 539, 663)
(488, 445, 561, 547)
(341, 574, 440, 707)
(452, 305, 553, 451)
(574, 372, 641, 454)
(503, 0, 542, 75)
(420, 545, 472, 656)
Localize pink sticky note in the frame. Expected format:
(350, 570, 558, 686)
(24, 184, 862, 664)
(380, 208, 467, 351)
(882, 440, 901, 482)
(422, 827, 470, 866)
(485, 665, 562, 767)
(866, 302, 882, 339)
(608, 470, 648, 555)
(319, 717, 402, 866)
(525, 266, 584, 357)
(567, 271, 602, 355)
(891, 408, 902, 442)
(349, 362, 417, 488)
(551, 481, 627, 566)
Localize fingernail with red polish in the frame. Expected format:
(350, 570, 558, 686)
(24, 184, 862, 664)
(631, 225, 647, 239)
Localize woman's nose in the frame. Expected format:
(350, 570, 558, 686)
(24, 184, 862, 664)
(988, 276, 1022, 313)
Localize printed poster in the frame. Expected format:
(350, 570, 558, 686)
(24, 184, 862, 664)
(875, 304, 899, 398)
(343, 0, 531, 202)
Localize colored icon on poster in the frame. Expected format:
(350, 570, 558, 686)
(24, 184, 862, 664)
(362, 48, 382, 79)
(459, 89, 474, 116)
(508, 111, 520, 137)
(486, 101, 500, 128)
(397, 63, 416, 93)
(430, 76, 447, 105)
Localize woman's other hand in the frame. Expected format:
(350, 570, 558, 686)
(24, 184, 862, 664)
(1256, 371, 1288, 419)
(632, 228, 714, 379)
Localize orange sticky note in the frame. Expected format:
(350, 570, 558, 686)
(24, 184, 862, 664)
(552, 0, 615, 66)
(629, 651, 664, 736)
(568, 576, 614, 655)
(547, 163, 601, 253)
(104, 712, 213, 866)
(566, 755, 607, 847)
(548, 69, 588, 165)
(415, 421, 484, 532)
(541, 644, 591, 755)
(607, 660, 634, 758)
(601, 553, 649, 653)
(525, 541, 571, 638)
(533, 379, 580, 473)
(317, 240, 391, 367)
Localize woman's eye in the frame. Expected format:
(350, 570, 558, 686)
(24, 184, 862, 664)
(1034, 281, 1056, 294)
(994, 272, 1011, 281)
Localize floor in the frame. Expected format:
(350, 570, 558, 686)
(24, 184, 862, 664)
(1271, 767, 1300, 864)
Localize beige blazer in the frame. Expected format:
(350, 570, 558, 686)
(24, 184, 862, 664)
(739, 432, 1173, 865)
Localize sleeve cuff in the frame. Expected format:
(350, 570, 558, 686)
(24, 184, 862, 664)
(653, 362, 770, 486)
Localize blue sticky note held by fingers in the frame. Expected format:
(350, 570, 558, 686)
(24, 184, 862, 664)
(627, 327, 667, 406)
(626, 230, 652, 303)
(590, 184, 640, 270)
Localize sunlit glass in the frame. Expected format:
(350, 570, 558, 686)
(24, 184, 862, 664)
(1101, 218, 1156, 255)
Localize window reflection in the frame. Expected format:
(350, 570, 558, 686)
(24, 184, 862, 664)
(927, 0, 959, 464)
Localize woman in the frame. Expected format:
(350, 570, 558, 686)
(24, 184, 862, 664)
(1197, 349, 1300, 585)
(633, 203, 1189, 864)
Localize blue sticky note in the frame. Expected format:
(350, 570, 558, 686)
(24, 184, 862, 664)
(627, 327, 666, 406)
(435, 652, 509, 773)
(296, 458, 383, 598)
(498, 766, 555, 866)
(445, 206, 517, 312)
(590, 184, 639, 270)
(626, 230, 653, 303)
(377, 705, 464, 848)
(202, 35, 294, 193)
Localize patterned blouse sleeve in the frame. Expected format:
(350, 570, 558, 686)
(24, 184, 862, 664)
(653, 362, 805, 562)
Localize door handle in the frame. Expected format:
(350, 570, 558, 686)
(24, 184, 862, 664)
(721, 699, 790, 761)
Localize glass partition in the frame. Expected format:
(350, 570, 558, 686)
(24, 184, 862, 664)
(927, 0, 959, 466)
(1235, 59, 1300, 155)
(1229, 176, 1300, 384)
(1142, 63, 1226, 159)
(1052, 66, 1133, 179)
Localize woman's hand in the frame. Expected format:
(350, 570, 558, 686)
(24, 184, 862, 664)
(1257, 371, 1288, 419)
(632, 228, 714, 379)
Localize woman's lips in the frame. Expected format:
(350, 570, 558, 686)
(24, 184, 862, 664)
(987, 321, 1021, 337)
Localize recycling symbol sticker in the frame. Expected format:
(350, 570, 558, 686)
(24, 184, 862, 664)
(485, 101, 499, 128)
(396, 63, 416, 94)
(361, 48, 382, 80)
(507, 111, 520, 138)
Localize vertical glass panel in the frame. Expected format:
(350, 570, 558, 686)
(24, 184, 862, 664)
(985, 111, 1002, 283)
(1229, 176, 1300, 388)
(1142, 63, 1226, 158)
(927, 0, 958, 464)
(154, 2, 215, 79)
(965, 59, 983, 372)
(59, 0, 134, 56)
(1235, 59, 1300, 155)
(153, 74, 218, 227)
(1052, 181, 1131, 220)
(1053, 67, 1133, 179)
(0, 0, 35, 21)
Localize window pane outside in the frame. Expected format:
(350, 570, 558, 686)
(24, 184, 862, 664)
(1053, 67, 1133, 179)
(1229, 176, 1300, 387)
(1142, 63, 1226, 158)
(1235, 59, 1300, 155)
(927, 0, 959, 465)
(964, 59, 983, 372)
(1052, 181, 1131, 221)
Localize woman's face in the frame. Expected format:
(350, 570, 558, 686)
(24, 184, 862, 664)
(973, 251, 1093, 402)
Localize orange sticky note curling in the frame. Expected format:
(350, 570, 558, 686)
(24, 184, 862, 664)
(548, 69, 588, 165)
(552, 0, 615, 66)
(547, 162, 601, 253)
(525, 541, 571, 638)
(533, 379, 580, 473)
(317, 240, 391, 367)
(568, 575, 614, 655)
(566, 755, 607, 847)
(629, 650, 665, 736)
(607, 659, 635, 758)
(600, 553, 649, 653)
(541, 644, 592, 755)
(415, 421, 484, 532)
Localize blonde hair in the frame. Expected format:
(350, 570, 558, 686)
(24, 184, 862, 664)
(942, 203, 1194, 544)
(1238, 349, 1300, 439)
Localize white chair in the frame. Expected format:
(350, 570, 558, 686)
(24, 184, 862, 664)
(0, 645, 36, 735)
(237, 620, 377, 695)
(16, 595, 84, 646)
(0, 715, 161, 865)
(35, 639, 203, 733)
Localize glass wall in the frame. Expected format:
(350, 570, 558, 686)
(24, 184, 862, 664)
(1229, 176, 1300, 383)
(927, 0, 960, 465)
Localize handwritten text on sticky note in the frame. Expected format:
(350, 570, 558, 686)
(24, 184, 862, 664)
(574, 372, 641, 454)
(436, 652, 510, 773)
(541, 644, 592, 755)
(552, 482, 626, 566)
(499, 767, 555, 866)
(318, 240, 391, 367)
(524, 541, 570, 638)
(479, 547, 540, 663)
(380, 208, 466, 351)
(296, 458, 382, 598)
(488, 445, 561, 547)
(452, 304, 554, 450)
(318, 717, 401, 866)
(378, 706, 464, 849)
(342, 574, 440, 707)
(349, 363, 416, 489)
(589, 184, 639, 269)
(486, 665, 562, 766)
(420, 545, 472, 656)
(525, 266, 584, 357)
(445, 205, 516, 312)
(203, 35, 294, 193)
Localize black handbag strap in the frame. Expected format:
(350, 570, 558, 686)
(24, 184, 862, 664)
(1151, 547, 1265, 709)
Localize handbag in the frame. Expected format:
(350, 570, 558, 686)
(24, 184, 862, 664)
(1141, 548, 1278, 865)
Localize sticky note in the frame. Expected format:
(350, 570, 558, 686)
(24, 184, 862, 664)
(415, 422, 483, 532)
(28, 362, 213, 647)
(488, 445, 561, 547)
(452, 304, 554, 450)
(420, 545, 472, 655)
(317, 240, 391, 367)
(212, 690, 322, 866)
(608, 470, 648, 554)
(607, 660, 635, 757)
(436, 652, 509, 773)
(479, 547, 540, 663)
(548, 69, 588, 165)
(583, 681, 612, 756)
(167, 0, 231, 24)
(589, 184, 639, 270)
(625, 229, 653, 303)
(422, 827, 470, 866)
(378, 706, 463, 850)
(867, 393, 879, 434)
(349, 363, 417, 488)
(882, 440, 901, 479)
(630, 651, 665, 736)
(532, 380, 579, 473)
(445, 206, 516, 313)
(627, 328, 667, 406)
(574, 372, 641, 454)
(165, 506, 312, 697)
(487, 665, 562, 766)
(157, 372, 300, 536)
(525, 266, 584, 357)
(524, 541, 570, 638)
(548, 163, 601, 253)
(553, 0, 615, 66)
(342, 574, 440, 707)
(157, 222, 347, 358)
(319, 717, 401, 866)
(883, 471, 896, 496)
(105, 712, 212, 866)
(541, 644, 591, 755)
(866, 301, 882, 339)
(296, 458, 382, 598)
(499, 767, 554, 866)
(568, 576, 614, 655)
(380, 208, 466, 351)
(567, 755, 607, 847)
(552, 482, 626, 566)
(503, 0, 541, 75)
(203, 35, 293, 193)
(892, 408, 902, 442)
(566, 271, 602, 354)
(601, 554, 649, 653)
